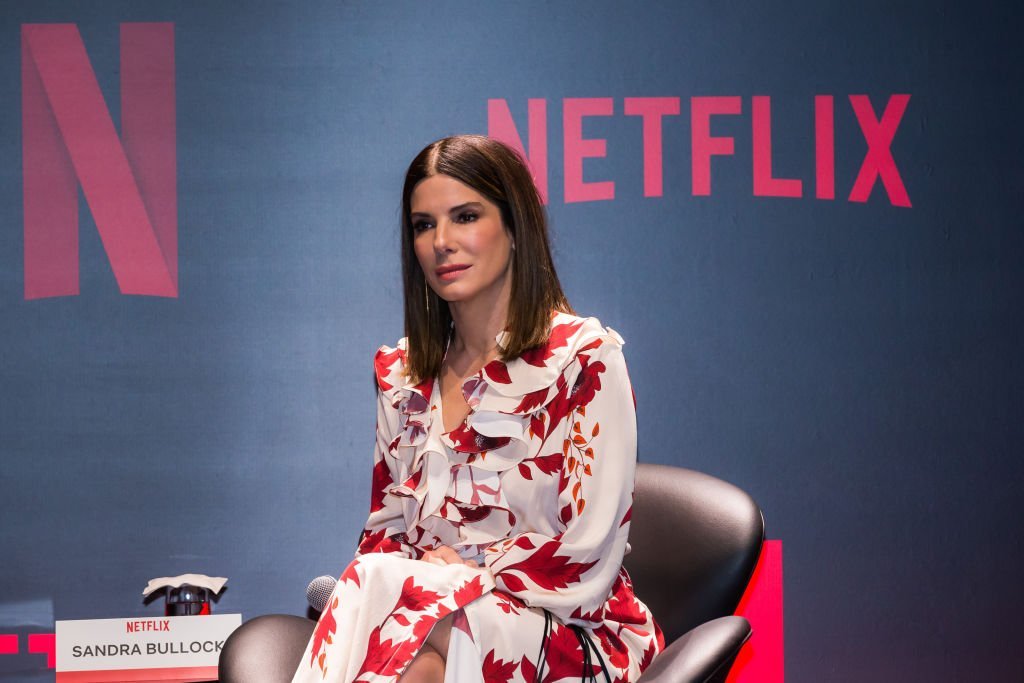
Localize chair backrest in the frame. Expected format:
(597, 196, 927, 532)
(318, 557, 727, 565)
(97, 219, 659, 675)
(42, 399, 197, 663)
(623, 463, 764, 643)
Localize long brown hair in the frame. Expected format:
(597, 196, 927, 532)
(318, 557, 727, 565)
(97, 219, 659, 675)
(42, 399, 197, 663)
(401, 135, 573, 383)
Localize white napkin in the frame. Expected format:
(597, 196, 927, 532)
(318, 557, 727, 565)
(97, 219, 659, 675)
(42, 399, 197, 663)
(142, 573, 228, 597)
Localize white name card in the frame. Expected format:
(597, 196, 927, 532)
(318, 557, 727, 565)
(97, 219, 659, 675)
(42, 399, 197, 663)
(56, 613, 241, 682)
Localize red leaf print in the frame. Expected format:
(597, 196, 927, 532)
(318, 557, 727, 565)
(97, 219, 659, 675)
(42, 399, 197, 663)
(398, 468, 422, 493)
(453, 574, 486, 605)
(533, 453, 563, 475)
(520, 656, 537, 682)
(559, 502, 573, 526)
(520, 453, 562, 480)
(543, 373, 571, 440)
(357, 527, 387, 554)
(571, 604, 604, 623)
(397, 576, 442, 612)
(494, 590, 524, 614)
(619, 505, 632, 527)
(413, 612, 441, 640)
(448, 423, 512, 453)
(374, 347, 403, 391)
(309, 595, 338, 667)
(498, 540, 598, 591)
(569, 360, 607, 411)
(482, 649, 518, 683)
(369, 458, 391, 513)
(354, 624, 420, 678)
(542, 623, 600, 683)
(529, 413, 546, 439)
(515, 387, 550, 413)
(513, 535, 536, 550)
(519, 320, 584, 368)
(392, 612, 410, 626)
(639, 638, 659, 671)
(604, 574, 649, 625)
(339, 560, 360, 588)
(595, 625, 631, 671)
(483, 359, 512, 384)
(498, 571, 528, 593)
(410, 377, 434, 401)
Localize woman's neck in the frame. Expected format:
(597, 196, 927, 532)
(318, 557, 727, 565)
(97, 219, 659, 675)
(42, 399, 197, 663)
(446, 288, 510, 367)
(447, 300, 506, 362)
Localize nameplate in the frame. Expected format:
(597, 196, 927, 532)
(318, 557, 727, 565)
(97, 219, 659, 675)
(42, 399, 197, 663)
(55, 613, 241, 682)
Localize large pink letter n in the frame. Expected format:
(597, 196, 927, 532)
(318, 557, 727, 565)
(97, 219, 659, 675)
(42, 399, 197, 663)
(22, 23, 176, 299)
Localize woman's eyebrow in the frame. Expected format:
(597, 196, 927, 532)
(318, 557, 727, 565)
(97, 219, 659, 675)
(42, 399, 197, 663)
(410, 201, 483, 218)
(448, 202, 483, 213)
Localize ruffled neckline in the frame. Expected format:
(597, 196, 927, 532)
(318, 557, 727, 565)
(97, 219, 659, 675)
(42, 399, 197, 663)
(376, 312, 623, 418)
(372, 312, 624, 553)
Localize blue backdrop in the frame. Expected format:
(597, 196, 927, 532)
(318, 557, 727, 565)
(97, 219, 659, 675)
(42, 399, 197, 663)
(2, 1, 1021, 680)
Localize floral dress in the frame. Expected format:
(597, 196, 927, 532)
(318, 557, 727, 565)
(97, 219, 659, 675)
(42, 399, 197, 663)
(291, 313, 663, 683)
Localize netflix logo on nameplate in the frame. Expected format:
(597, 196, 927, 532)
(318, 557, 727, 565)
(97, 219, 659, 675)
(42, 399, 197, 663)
(55, 614, 240, 683)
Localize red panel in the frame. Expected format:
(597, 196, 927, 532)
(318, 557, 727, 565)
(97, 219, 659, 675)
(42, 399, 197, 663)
(0, 634, 18, 654)
(28, 632, 56, 668)
(728, 540, 785, 682)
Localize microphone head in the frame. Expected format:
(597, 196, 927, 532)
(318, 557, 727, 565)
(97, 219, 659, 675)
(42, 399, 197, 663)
(306, 575, 338, 613)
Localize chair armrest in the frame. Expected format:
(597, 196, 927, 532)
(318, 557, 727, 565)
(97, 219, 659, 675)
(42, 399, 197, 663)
(219, 614, 315, 683)
(637, 615, 751, 683)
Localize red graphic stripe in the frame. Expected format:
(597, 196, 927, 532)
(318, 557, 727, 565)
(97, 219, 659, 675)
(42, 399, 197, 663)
(56, 665, 218, 682)
(728, 540, 785, 682)
(0, 634, 18, 654)
(28, 632, 56, 668)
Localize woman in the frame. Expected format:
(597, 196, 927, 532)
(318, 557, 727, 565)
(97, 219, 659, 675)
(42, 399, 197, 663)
(292, 135, 662, 683)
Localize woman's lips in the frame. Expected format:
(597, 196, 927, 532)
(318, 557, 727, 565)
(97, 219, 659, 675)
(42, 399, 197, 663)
(436, 264, 470, 282)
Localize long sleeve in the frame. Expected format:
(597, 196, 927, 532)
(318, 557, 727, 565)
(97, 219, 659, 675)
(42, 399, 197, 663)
(354, 387, 422, 559)
(481, 340, 636, 626)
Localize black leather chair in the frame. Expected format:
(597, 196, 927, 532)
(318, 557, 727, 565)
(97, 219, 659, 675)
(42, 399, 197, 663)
(626, 464, 763, 682)
(219, 464, 764, 683)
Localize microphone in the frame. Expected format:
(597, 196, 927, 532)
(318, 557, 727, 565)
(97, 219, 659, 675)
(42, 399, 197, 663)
(306, 575, 338, 613)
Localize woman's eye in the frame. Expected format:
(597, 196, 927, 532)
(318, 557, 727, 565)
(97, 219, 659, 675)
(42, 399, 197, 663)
(412, 220, 432, 234)
(456, 211, 478, 223)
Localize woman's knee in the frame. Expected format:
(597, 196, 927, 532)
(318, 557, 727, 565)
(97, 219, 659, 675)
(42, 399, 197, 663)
(424, 612, 454, 661)
(399, 643, 444, 682)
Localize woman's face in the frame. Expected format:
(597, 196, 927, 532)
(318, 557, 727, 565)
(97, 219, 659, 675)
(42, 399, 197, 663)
(410, 174, 514, 308)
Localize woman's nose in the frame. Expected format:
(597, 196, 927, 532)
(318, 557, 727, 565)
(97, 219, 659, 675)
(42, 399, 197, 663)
(433, 219, 454, 252)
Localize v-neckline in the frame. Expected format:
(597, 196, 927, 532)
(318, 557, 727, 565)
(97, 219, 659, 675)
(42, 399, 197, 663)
(436, 372, 474, 436)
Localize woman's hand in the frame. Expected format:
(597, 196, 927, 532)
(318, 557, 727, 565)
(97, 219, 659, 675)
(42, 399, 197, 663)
(421, 545, 478, 568)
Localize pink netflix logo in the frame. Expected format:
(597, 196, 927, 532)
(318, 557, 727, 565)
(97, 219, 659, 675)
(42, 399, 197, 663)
(21, 23, 177, 300)
(488, 95, 911, 208)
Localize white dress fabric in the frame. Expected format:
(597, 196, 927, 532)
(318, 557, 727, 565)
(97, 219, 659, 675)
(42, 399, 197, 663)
(291, 313, 663, 683)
